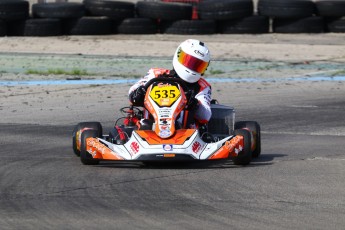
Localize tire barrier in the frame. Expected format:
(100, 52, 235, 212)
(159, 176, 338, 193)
(273, 17, 325, 33)
(198, 0, 254, 20)
(160, 19, 216, 34)
(218, 15, 270, 34)
(258, 0, 316, 19)
(116, 18, 157, 34)
(0, 0, 344, 37)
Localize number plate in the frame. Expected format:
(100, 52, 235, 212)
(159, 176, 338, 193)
(149, 84, 181, 107)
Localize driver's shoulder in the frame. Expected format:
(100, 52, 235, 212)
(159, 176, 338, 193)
(149, 68, 171, 77)
(197, 77, 211, 90)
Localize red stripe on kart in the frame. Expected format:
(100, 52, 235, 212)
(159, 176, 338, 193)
(115, 126, 126, 141)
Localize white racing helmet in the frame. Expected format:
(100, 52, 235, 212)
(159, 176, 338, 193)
(173, 39, 210, 83)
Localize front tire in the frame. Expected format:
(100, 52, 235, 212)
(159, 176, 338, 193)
(72, 122, 102, 157)
(232, 129, 252, 165)
(235, 121, 261, 158)
(80, 129, 100, 165)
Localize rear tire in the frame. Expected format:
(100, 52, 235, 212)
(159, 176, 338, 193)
(232, 129, 252, 165)
(80, 129, 100, 165)
(235, 121, 261, 158)
(72, 122, 102, 157)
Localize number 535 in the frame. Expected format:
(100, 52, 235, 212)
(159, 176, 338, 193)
(154, 89, 176, 99)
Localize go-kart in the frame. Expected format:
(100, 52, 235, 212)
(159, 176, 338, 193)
(72, 77, 261, 166)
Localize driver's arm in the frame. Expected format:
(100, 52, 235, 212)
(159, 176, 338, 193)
(128, 71, 155, 105)
(194, 85, 212, 124)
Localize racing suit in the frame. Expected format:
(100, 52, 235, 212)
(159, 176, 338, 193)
(128, 68, 212, 128)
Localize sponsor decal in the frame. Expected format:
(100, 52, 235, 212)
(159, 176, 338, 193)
(160, 125, 169, 130)
(157, 83, 172, 88)
(87, 138, 107, 156)
(86, 138, 123, 160)
(194, 50, 205, 57)
(235, 145, 243, 155)
(224, 136, 244, 157)
(130, 142, 139, 154)
(192, 141, 202, 154)
(159, 130, 171, 138)
(163, 144, 173, 151)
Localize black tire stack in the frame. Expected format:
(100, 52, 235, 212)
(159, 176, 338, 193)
(316, 0, 345, 33)
(0, 0, 344, 37)
(258, 0, 345, 33)
(199, 0, 270, 34)
(0, 0, 29, 36)
(259, 0, 323, 33)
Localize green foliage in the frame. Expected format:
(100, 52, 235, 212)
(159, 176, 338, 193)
(209, 69, 225, 75)
(26, 68, 91, 76)
(331, 70, 345, 76)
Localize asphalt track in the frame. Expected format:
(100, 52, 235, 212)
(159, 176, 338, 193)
(1, 73, 345, 229)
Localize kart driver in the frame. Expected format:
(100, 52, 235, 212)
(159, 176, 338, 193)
(128, 39, 212, 131)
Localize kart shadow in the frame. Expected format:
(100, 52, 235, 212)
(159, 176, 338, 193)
(95, 153, 286, 169)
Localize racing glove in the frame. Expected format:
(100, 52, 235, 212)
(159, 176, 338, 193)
(185, 90, 199, 111)
(186, 97, 199, 111)
(130, 86, 146, 106)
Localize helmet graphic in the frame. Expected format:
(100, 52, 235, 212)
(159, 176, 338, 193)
(173, 39, 210, 83)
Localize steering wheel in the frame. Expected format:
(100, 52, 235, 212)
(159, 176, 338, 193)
(120, 106, 142, 116)
(143, 76, 189, 93)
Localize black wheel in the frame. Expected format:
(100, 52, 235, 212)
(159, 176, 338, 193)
(235, 121, 261, 158)
(32, 3, 85, 19)
(83, 0, 135, 20)
(136, 1, 193, 20)
(0, 0, 29, 21)
(258, 0, 316, 19)
(72, 122, 103, 157)
(80, 129, 100, 165)
(273, 17, 324, 33)
(316, 0, 345, 17)
(198, 0, 253, 20)
(62, 16, 113, 35)
(218, 15, 269, 34)
(161, 20, 216, 34)
(116, 18, 157, 34)
(327, 17, 345, 33)
(24, 18, 61, 36)
(232, 129, 252, 165)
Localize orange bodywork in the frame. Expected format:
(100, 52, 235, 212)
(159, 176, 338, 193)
(209, 135, 244, 160)
(135, 129, 195, 145)
(144, 84, 187, 139)
(86, 137, 124, 160)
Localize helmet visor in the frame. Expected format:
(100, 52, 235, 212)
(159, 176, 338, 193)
(177, 48, 208, 74)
